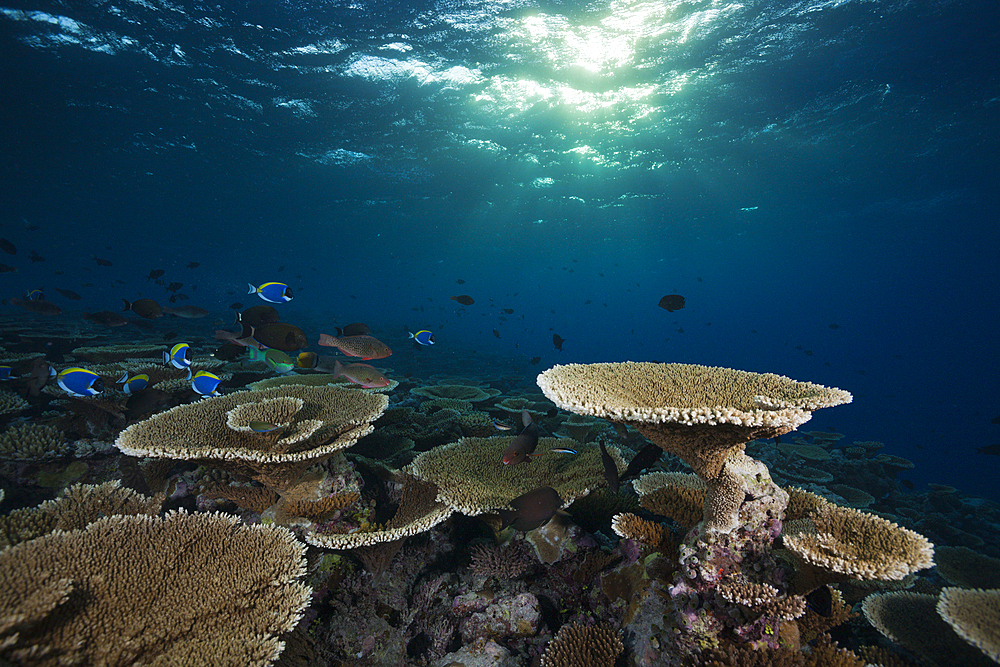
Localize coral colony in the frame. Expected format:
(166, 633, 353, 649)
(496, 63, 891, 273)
(2, 357, 996, 667)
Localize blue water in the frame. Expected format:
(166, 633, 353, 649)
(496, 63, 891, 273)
(1, 0, 998, 500)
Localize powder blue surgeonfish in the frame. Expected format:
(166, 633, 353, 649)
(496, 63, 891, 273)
(56, 367, 104, 397)
(191, 370, 223, 397)
(163, 343, 192, 372)
(248, 282, 293, 303)
(117, 372, 149, 395)
(409, 330, 435, 346)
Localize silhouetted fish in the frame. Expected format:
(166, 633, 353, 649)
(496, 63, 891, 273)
(991, 415, 1000, 425)
(498, 487, 562, 532)
(503, 308, 514, 314)
(334, 323, 371, 337)
(619, 443, 662, 484)
(147, 269, 164, 281)
(94, 257, 113, 267)
(9, 297, 61, 315)
(456, 278, 465, 284)
(451, 295, 475, 306)
(229, 302, 243, 311)
(187, 262, 200, 269)
(829, 323, 840, 329)
(53, 288, 81, 300)
(0, 238, 15, 255)
(493, 329, 501, 338)
(553, 334, 565, 351)
(28, 251, 44, 262)
(0, 263, 17, 273)
(901, 480, 914, 490)
(240, 304, 281, 328)
(658, 294, 685, 312)
(167, 282, 183, 292)
(599, 441, 620, 493)
(83, 311, 128, 327)
(253, 323, 309, 351)
(529, 357, 541, 365)
(122, 298, 162, 319)
(976, 444, 1000, 456)
(805, 586, 833, 617)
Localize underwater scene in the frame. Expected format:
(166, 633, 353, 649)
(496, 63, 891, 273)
(1, 0, 998, 664)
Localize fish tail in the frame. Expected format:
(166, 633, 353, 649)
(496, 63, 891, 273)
(247, 283, 257, 295)
(162, 351, 170, 365)
(121, 298, 131, 312)
(186, 368, 193, 381)
(408, 332, 415, 339)
(117, 372, 128, 384)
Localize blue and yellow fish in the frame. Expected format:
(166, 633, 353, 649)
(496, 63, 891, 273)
(409, 330, 435, 346)
(117, 372, 149, 395)
(191, 370, 223, 397)
(24, 289, 44, 301)
(0, 365, 13, 380)
(248, 282, 293, 303)
(163, 343, 192, 371)
(56, 367, 104, 397)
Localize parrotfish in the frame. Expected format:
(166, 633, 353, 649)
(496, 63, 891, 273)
(253, 323, 308, 351)
(330, 360, 390, 388)
(163, 343, 192, 371)
(498, 487, 563, 531)
(56, 367, 104, 397)
(191, 370, 223, 397)
(409, 330, 435, 346)
(248, 346, 295, 374)
(248, 282, 293, 303)
(501, 411, 540, 465)
(318, 334, 392, 360)
(117, 372, 149, 395)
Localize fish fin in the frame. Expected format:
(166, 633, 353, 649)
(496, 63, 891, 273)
(247, 283, 256, 294)
(162, 351, 170, 365)
(186, 368, 193, 381)
(521, 410, 532, 427)
(121, 298, 131, 311)
(117, 372, 128, 384)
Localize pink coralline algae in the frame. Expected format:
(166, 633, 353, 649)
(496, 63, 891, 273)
(459, 592, 541, 644)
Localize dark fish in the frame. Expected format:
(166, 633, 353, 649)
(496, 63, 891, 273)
(619, 443, 662, 483)
(456, 279, 465, 284)
(498, 487, 563, 532)
(167, 282, 183, 292)
(553, 334, 565, 351)
(829, 323, 840, 330)
(122, 298, 162, 319)
(25, 358, 53, 396)
(697, 277, 703, 282)
(599, 441, 620, 493)
(901, 480, 914, 490)
(240, 304, 281, 328)
(28, 251, 44, 262)
(546, 408, 557, 418)
(147, 269, 165, 281)
(168, 294, 179, 303)
(161, 305, 209, 319)
(529, 356, 541, 365)
(213, 343, 246, 361)
(9, 297, 61, 315)
(175, 293, 189, 301)
(94, 257, 113, 267)
(125, 388, 174, 424)
(0, 263, 17, 273)
(0, 238, 15, 255)
(501, 411, 540, 465)
(658, 294, 685, 312)
(503, 308, 514, 314)
(187, 262, 200, 269)
(805, 586, 833, 617)
(229, 302, 244, 311)
(334, 323, 372, 337)
(493, 329, 501, 339)
(991, 416, 1000, 425)
(451, 295, 475, 306)
(253, 323, 309, 351)
(83, 311, 128, 327)
(976, 444, 1000, 456)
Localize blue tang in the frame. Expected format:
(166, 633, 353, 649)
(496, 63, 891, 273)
(409, 330, 435, 346)
(117, 372, 149, 395)
(191, 370, 223, 397)
(56, 367, 104, 397)
(248, 282, 293, 303)
(163, 343, 192, 371)
(0, 365, 13, 380)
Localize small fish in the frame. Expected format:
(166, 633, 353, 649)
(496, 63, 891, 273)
(147, 269, 165, 281)
(296, 351, 319, 368)
(54, 288, 81, 300)
(191, 370, 223, 397)
(249, 420, 282, 433)
(24, 289, 44, 300)
(94, 257, 113, 267)
(187, 262, 200, 269)
(619, 443, 663, 484)
(552, 334, 566, 351)
(9, 297, 62, 315)
(122, 298, 162, 319)
(167, 282, 183, 292)
(599, 441, 620, 493)
(318, 334, 392, 360)
(0, 238, 15, 255)
(658, 294, 685, 312)
(976, 444, 1000, 456)
(164, 342, 192, 370)
(501, 411, 540, 465)
(492, 329, 501, 339)
(549, 447, 577, 455)
(229, 302, 244, 311)
(248, 347, 296, 374)
(0, 366, 13, 380)
(498, 487, 563, 532)
(330, 360, 390, 388)
(161, 305, 209, 319)
(409, 330, 435, 346)
(0, 263, 17, 273)
(117, 372, 149, 395)
(829, 323, 840, 330)
(900, 480, 914, 490)
(334, 323, 371, 337)
(456, 278, 465, 284)
(82, 311, 128, 327)
(493, 418, 514, 431)
(249, 282, 293, 303)
(990, 415, 1000, 424)
(56, 367, 104, 397)
(502, 308, 514, 314)
(529, 356, 541, 365)
(450, 294, 475, 306)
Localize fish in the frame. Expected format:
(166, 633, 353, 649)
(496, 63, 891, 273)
(658, 294, 686, 312)
(94, 257, 113, 267)
(497, 487, 563, 532)
(804, 586, 833, 617)
(214, 328, 263, 350)
(409, 330, 435, 346)
(991, 416, 1000, 425)
(492, 329, 501, 339)
(24, 289, 44, 300)
(296, 351, 319, 368)
(54, 288, 81, 300)
(239, 304, 281, 328)
(493, 418, 514, 431)
(334, 323, 372, 337)
(117, 372, 149, 395)
(249, 421, 282, 433)
(8, 297, 62, 315)
(248, 347, 296, 374)
(975, 444, 1000, 456)
(163, 343, 192, 371)
(161, 305, 209, 319)
(501, 411, 540, 465)
(28, 251, 44, 263)
(0, 238, 15, 255)
(900, 480, 914, 490)
(619, 444, 662, 483)
(147, 269, 165, 281)
(167, 282, 183, 292)
(599, 441, 620, 493)
(0, 263, 17, 273)
(318, 334, 392, 360)
(249, 282, 293, 303)
(329, 360, 390, 388)
(450, 295, 475, 306)
(502, 308, 514, 314)
(187, 262, 200, 269)
(122, 298, 162, 319)
(456, 279, 465, 284)
(252, 323, 308, 351)
(124, 387, 173, 424)
(549, 447, 577, 455)
(82, 311, 129, 327)
(56, 367, 104, 397)
(552, 334, 565, 351)
(829, 323, 841, 330)
(0, 366, 12, 380)
(229, 302, 244, 311)
(191, 370, 223, 397)
(212, 343, 246, 361)
(529, 357, 541, 365)
(24, 359, 55, 396)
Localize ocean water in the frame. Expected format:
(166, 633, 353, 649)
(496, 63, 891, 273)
(0, 0, 998, 661)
